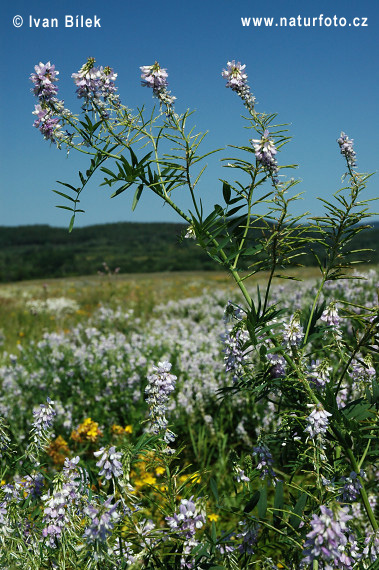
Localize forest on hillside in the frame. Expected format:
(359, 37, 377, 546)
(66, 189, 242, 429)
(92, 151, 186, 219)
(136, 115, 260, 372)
(0, 221, 378, 282)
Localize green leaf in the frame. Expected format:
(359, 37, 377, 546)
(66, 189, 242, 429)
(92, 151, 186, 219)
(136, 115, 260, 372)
(52, 190, 77, 203)
(243, 490, 260, 513)
(68, 215, 75, 233)
(257, 484, 267, 519)
(289, 492, 307, 529)
(223, 182, 231, 204)
(132, 184, 144, 211)
(210, 478, 219, 503)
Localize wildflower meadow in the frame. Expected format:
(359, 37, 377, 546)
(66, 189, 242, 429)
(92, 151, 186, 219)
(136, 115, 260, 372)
(0, 57, 378, 568)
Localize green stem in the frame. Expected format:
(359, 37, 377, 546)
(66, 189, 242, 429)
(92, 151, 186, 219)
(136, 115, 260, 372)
(303, 276, 326, 345)
(346, 447, 378, 531)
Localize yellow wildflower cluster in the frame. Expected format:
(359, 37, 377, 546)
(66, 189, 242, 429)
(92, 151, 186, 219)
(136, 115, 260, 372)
(71, 418, 103, 443)
(46, 435, 70, 466)
(111, 424, 133, 436)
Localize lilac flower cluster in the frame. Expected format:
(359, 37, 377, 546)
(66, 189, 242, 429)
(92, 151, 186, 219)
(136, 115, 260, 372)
(72, 58, 119, 106)
(252, 443, 277, 482)
(93, 446, 123, 480)
(30, 62, 59, 101)
(282, 313, 304, 347)
(267, 352, 286, 378)
(321, 302, 341, 328)
(337, 132, 357, 168)
(145, 361, 177, 445)
(223, 327, 250, 381)
(363, 530, 379, 564)
(166, 496, 205, 568)
(221, 60, 256, 109)
(83, 496, 120, 543)
(140, 62, 176, 110)
(340, 471, 363, 502)
(301, 505, 361, 569)
(234, 466, 250, 483)
(351, 357, 376, 385)
(235, 520, 259, 555)
(305, 403, 332, 439)
(308, 359, 332, 389)
(251, 129, 279, 182)
(42, 456, 86, 546)
(30, 62, 69, 143)
(30, 398, 56, 450)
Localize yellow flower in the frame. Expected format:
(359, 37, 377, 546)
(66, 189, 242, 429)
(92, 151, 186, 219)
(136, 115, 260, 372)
(71, 417, 102, 443)
(155, 466, 165, 476)
(18, 332, 25, 337)
(208, 513, 219, 522)
(111, 424, 124, 435)
(142, 473, 156, 486)
(124, 425, 133, 434)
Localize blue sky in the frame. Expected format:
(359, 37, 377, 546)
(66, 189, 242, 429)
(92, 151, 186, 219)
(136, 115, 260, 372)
(1, 0, 378, 228)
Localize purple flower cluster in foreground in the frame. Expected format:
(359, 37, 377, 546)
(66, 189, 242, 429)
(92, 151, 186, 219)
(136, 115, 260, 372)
(337, 132, 357, 168)
(30, 62, 69, 143)
(31, 398, 56, 448)
(42, 456, 84, 546)
(252, 129, 279, 182)
(93, 446, 123, 480)
(301, 505, 361, 569)
(305, 403, 332, 439)
(166, 496, 205, 569)
(282, 313, 304, 347)
(340, 471, 363, 502)
(235, 520, 259, 555)
(145, 361, 177, 445)
(252, 443, 277, 483)
(30, 62, 59, 101)
(223, 327, 250, 381)
(141, 62, 176, 110)
(72, 57, 119, 106)
(83, 496, 120, 543)
(221, 60, 256, 109)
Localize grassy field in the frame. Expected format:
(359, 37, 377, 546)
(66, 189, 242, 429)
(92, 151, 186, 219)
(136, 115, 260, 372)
(1, 265, 375, 354)
(0, 267, 317, 351)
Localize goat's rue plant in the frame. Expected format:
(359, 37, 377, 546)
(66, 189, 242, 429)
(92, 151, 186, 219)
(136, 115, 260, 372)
(0, 56, 377, 568)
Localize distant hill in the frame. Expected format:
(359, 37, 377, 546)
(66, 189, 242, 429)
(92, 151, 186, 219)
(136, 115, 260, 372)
(0, 221, 378, 282)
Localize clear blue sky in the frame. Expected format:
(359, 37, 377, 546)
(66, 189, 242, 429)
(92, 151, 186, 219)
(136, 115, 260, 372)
(1, 0, 378, 228)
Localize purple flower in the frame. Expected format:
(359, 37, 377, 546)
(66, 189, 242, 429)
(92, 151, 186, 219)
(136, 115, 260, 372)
(30, 62, 59, 101)
(301, 505, 360, 569)
(308, 360, 332, 389)
(340, 471, 363, 502)
(337, 132, 357, 168)
(93, 446, 123, 480)
(221, 60, 256, 109)
(321, 302, 341, 328)
(166, 497, 206, 568)
(282, 314, 303, 347)
(72, 58, 119, 105)
(145, 361, 177, 444)
(235, 520, 259, 555)
(31, 398, 56, 448)
(166, 496, 205, 540)
(83, 496, 120, 543)
(252, 129, 279, 182)
(305, 403, 332, 439)
(140, 62, 176, 110)
(234, 466, 250, 483)
(252, 443, 277, 482)
(42, 455, 85, 546)
(223, 327, 250, 381)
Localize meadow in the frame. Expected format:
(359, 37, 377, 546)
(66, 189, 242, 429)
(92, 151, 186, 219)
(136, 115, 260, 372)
(0, 266, 378, 568)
